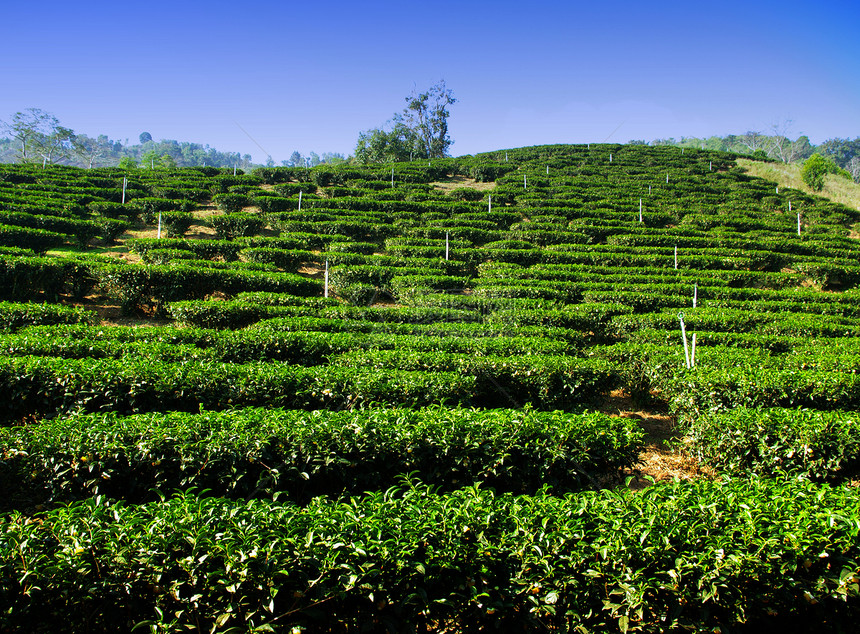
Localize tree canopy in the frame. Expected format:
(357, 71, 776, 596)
(355, 81, 456, 164)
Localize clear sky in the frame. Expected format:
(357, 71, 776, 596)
(2, 0, 858, 163)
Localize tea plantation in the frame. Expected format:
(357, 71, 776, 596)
(0, 145, 858, 632)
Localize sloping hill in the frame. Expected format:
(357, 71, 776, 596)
(1, 145, 859, 633)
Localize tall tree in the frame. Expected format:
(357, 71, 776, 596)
(355, 81, 456, 164)
(32, 125, 75, 166)
(2, 108, 60, 162)
(739, 130, 766, 153)
(395, 80, 456, 159)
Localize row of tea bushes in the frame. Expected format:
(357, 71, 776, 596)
(683, 407, 860, 481)
(1, 478, 857, 632)
(0, 406, 643, 509)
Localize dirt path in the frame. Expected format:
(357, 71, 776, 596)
(599, 390, 716, 489)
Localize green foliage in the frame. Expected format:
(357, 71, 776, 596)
(1, 479, 858, 632)
(0, 301, 95, 331)
(802, 154, 831, 191)
(210, 212, 265, 240)
(0, 406, 642, 508)
(685, 407, 860, 480)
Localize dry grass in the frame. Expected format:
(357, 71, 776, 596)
(599, 390, 717, 489)
(431, 175, 496, 193)
(737, 158, 860, 213)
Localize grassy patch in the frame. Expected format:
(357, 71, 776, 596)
(738, 158, 860, 213)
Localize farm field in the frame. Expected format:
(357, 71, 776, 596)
(0, 144, 859, 632)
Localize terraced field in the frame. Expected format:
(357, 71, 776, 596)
(0, 145, 858, 632)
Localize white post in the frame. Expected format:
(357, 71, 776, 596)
(324, 259, 329, 298)
(157, 212, 162, 239)
(797, 212, 801, 236)
(674, 245, 678, 270)
(639, 198, 643, 223)
(546, 165, 549, 175)
(488, 194, 492, 213)
(693, 283, 698, 309)
(122, 177, 127, 204)
(649, 184, 652, 195)
(709, 161, 712, 171)
(233, 165, 237, 176)
(505, 152, 508, 162)
(445, 232, 449, 261)
(679, 312, 691, 369)
(151, 159, 154, 169)
(523, 174, 527, 189)
(391, 167, 394, 188)
(789, 201, 792, 213)
(691, 333, 697, 368)
(298, 190, 302, 212)
(666, 173, 669, 184)
(609, 153, 613, 163)
(776, 186, 779, 193)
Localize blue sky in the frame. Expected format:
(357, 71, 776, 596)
(2, 0, 858, 162)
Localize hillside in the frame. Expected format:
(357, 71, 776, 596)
(738, 157, 860, 220)
(0, 145, 859, 632)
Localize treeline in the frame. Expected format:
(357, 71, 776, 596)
(0, 108, 346, 170)
(638, 131, 860, 180)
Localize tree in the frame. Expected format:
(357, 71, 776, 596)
(354, 124, 421, 164)
(140, 149, 160, 169)
(71, 134, 109, 168)
(739, 130, 766, 154)
(139, 132, 153, 144)
(354, 81, 456, 163)
(32, 125, 75, 166)
(801, 154, 830, 191)
(2, 108, 60, 162)
(767, 121, 813, 163)
(395, 80, 456, 158)
(848, 156, 860, 183)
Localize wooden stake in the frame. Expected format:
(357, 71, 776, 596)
(324, 259, 329, 298)
(157, 212, 162, 239)
(649, 184, 651, 194)
(789, 201, 792, 213)
(639, 198, 643, 223)
(693, 283, 698, 308)
(298, 190, 302, 212)
(674, 245, 678, 270)
(797, 212, 801, 236)
(391, 167, 394, 188)
(488, 194, 492, 213)
(122, 177, 127, 204)
(445, 232, 449, 261)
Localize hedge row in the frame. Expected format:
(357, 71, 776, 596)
(1, 478, 858, 632)
(684, 406, 860, 481)
(0, 356, 476, 423)
(0, 406, 643, 509)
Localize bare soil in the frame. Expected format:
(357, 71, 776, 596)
(599, 390, 716, 489)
